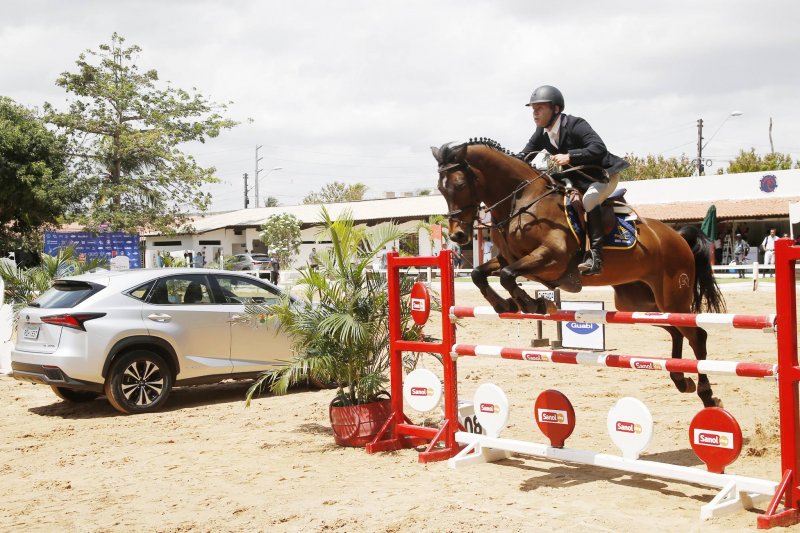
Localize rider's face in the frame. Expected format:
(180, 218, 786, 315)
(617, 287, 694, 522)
(531, 102, 554, 128)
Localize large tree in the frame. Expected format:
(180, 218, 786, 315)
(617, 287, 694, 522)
(302, 181, 367, 204)
(0, 97, 84, 251)
(45, 33, 237, 233)
(619, 154, 696, 181)
(719, 148, 796, 174)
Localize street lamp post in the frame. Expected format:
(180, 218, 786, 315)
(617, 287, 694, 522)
(257, 167, 283, 207)
(696, 111, 743, 175)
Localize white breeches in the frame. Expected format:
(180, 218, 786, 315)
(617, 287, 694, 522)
(583, 173, 620, 211)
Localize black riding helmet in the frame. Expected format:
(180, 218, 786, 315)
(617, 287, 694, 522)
(525, 85, 565, 113)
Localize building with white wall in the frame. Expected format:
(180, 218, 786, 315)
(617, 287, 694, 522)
(143, 169, 800, 269)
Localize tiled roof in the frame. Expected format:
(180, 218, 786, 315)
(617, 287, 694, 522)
(634, 197, 800, 222)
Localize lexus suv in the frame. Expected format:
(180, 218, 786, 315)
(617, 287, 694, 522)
(11, 268, 294, 414)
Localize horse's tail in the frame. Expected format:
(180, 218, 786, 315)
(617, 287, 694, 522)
(678, 226, 726, 313)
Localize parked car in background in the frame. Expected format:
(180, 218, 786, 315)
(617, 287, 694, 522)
(11, 268, 294, 414)
(231, 253, 272, 278)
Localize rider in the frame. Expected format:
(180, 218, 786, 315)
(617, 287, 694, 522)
(520, 85, 629, 276)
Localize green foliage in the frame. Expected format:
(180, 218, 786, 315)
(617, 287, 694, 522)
(302, 181, 368, 204)
(246, 207, 427, 407)
(0, 97, 85, 251)
(260, 213, 302, 268)
(619, 154, 695, 181)
(0, 245, 109, 311)
(264, 196, 280, 207)
(44, 33, 237, 234)
(718, 148, 796, 174)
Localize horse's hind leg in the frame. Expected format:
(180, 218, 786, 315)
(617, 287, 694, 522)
(676, 325, 719, 407)
(614, 283, 701, 399)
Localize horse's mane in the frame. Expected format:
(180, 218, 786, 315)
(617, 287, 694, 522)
(466, 137, 515, 156)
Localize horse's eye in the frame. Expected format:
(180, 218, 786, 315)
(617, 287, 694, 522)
(454, 182, 467, 191)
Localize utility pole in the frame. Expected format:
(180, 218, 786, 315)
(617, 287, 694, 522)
(696, 118, 704, 175)
(243, 173, 250, 209)
(254, 145, 263, 208)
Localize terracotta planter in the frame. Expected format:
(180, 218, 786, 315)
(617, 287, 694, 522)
(329, 398, 392, 447)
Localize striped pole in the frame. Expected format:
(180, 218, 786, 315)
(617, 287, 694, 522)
(452, 344, 777, 379)
(451, 306, 776, 331)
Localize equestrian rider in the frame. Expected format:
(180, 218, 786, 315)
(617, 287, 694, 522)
(520, 85, 629, 276)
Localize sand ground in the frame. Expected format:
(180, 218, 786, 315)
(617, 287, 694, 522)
(0, 281, 788, 532)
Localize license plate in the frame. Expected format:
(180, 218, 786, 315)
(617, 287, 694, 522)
(23, 326, 40, 340)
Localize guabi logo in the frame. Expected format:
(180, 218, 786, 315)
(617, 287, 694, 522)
(410, 387, 431, 397)
(523, 351, 550, 362)
(760, 174, 778, 193)
(565, 322, 599, 335)
(480, 403, 500, 414)
(615, 421, 642, 434)
(411, 298, 426, 312)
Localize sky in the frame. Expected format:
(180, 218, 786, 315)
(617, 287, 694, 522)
(2, 0, 799, 212)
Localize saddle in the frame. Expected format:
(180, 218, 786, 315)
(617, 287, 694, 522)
(567, 187, 636, 235)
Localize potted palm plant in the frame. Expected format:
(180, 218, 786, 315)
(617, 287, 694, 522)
(246, 207, 431, 446)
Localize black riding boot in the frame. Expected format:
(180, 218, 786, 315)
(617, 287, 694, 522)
(578, 207, 604, 275)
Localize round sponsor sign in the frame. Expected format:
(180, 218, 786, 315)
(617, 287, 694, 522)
(473, 383, 509, 438)
(534, 389, 576, 447)
(606, 397, 654, 459)
(403, 368, 442, 412)
(410, 281, 431, 326)
(689, 407, 742, 474)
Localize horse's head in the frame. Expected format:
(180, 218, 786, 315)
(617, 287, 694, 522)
(432, 142, 479, 245)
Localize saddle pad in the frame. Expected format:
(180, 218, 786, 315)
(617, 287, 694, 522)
(566, 204, 637, 250)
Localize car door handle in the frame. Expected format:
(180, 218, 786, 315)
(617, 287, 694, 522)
(229, 314, 250, 324)
(147, 313, 172, 322)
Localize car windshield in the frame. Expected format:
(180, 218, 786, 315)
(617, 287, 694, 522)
(33, 280, 103, 309)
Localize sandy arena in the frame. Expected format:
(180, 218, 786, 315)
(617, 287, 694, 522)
(0, 281, 787, 532)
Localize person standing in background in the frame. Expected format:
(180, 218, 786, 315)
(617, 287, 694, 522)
(760, 228, 779, 277)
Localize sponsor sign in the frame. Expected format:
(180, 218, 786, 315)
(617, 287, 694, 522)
(693, 429, 734, 449)
(522, 351, 550, 362)
(44, 231, 141, 269)
(606, 397, 654, 460)
(538, 408, 568, 425)
(630, 358, 665, 371)
(403, 368, 442, 412)
(473, 383, 509, 438)
(560, 301, 605, 350)
(409, 281, 431, 326)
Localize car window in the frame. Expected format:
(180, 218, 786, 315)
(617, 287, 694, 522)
(149, 275, 213, 305)
(33, 280, 103, 309)
(127, 280, 155, 301)
(251, 255, 271, 262)
(214, 275, 281, 305)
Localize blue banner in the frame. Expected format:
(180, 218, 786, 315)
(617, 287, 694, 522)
(44, 232, 141, 269)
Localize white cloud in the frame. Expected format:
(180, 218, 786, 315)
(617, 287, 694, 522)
(2, 0, 799, 210)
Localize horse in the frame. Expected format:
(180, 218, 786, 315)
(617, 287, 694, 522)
(432, 139, 726, 407)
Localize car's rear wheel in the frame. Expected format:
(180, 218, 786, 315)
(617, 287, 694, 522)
(50, 386, 99, 403)
(104, 350, 173, 414)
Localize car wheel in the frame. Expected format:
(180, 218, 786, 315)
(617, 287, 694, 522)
(104, 350, 174, 414)
(50, 386, 100, 403)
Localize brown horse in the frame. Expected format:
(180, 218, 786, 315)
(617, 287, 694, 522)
(433, 139, 725, 407)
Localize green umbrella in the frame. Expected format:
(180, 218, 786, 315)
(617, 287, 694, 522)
(700, 204, 717, 241)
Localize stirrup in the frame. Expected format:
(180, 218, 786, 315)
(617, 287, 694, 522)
(578, 251, 603, 275)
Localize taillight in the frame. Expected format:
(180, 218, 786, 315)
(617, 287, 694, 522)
(40, 313, 107, 331)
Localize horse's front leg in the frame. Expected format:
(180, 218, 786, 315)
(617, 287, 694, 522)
(471, 256, 519, 313)
(498, 248, 559, 314)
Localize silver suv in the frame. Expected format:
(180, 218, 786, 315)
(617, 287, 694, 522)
(11, 268, 293, 414)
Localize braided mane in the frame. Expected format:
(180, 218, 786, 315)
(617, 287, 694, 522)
(467, 137, 514, 156)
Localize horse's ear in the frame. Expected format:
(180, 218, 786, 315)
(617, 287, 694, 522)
(451, 142, 468, 160)
(430, 146, 442, 163)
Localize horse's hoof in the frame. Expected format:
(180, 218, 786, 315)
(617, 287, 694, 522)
(713, 397, 723, 408)
(491, 300, 518, 314)
(683, 377, 697, 394)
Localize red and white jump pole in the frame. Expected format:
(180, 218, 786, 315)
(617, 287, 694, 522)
(367, 239, 800, 528)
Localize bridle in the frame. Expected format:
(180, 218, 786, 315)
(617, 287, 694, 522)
(439, 158, 556, 229)
(438, 161, 480, 225)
